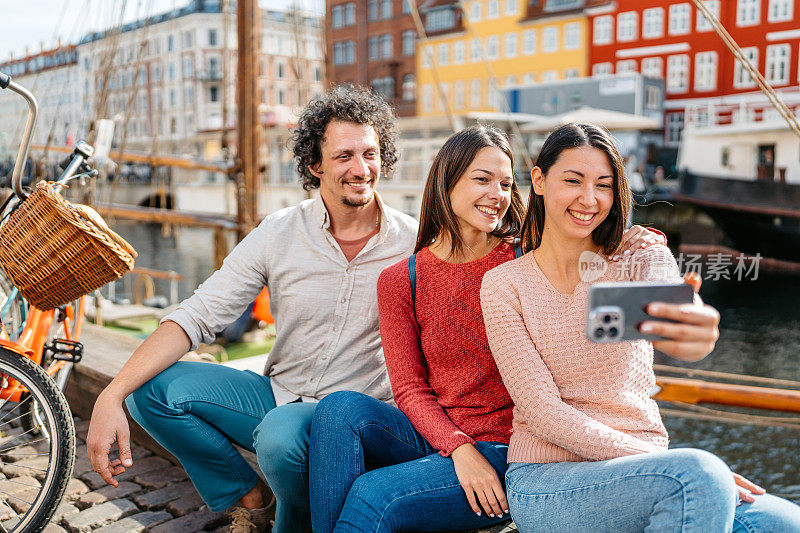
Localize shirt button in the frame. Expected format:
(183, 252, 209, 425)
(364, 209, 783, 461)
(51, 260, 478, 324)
(321, 355, 328, 360)
(341, 297, 347, 303)
(311, 377, 317, 382)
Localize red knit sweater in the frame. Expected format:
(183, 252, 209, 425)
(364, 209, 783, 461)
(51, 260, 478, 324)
(376, 243, 515, 456)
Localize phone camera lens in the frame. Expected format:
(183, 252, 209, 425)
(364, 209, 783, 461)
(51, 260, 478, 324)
(594, 328, 605, 339)
(603, 314, 612, 324)
(609, 327, 618, 337)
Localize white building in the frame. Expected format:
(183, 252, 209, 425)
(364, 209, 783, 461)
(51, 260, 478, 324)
(1, 0, 325, 216)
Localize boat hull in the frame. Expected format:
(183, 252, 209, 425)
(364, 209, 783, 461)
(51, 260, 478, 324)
(674, 173, 800, 262)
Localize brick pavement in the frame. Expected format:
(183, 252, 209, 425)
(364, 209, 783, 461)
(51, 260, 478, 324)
(40, 417, 516, 533)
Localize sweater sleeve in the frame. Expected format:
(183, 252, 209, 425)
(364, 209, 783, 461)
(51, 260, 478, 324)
(480, 270, 662, 461)
(377, 264, 476, 456)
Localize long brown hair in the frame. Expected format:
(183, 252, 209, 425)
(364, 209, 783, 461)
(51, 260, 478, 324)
(520, 123, 631, 255)
(414, 125, 526, 257)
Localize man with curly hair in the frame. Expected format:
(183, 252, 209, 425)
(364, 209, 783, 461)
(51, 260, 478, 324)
(86, 86, 418, 533)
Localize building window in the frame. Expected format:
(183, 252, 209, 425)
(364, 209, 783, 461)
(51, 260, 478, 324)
(346, 3, 356, 24)
(333, 41, 356, 65)
(423, 84, 433, 112)
(471, 1, 481, 21)
(183, 58, 194, 78)
(523, 30, 536, 54)
(368, 36, 379, 61)
(402, 74, 416, 101)
(592, 62, 613, 77)
(505, 0, 517, 15)
(488, 0, 499, 18)
(277, 62, 285, 79)
(666, 54, 689, 93)
(487, 36, 499, 59)
(522, 72, 535, 84)
(167, 35, 175, 52)
(593, 15, 613, 45)
(470, 38, 482, 61)
(734, 47, 758, 87)
(380, 0, 392, 19)
(381, 34, 393, 58)
(543, 26, 559, 52)
(505, 33, 518, 57)
(666, 112, 684, 145)
(453, 41, 465, 63)
(422, 45, 432, 68)
(617, 60, 637, 73)
(564, 68, 579, 78)
(208, 29, 218, 46)
(766, 43, 790, 84)
(438, 43, 449, 65)
(426, 8, 455, 31)
(209, 85, 219, 102)
(371, 76, 395, 99)
(455, 80, 465, 109)
(643, 8, 665, 38)
(183, 31, 194, 48)
(368, 0, 378, 21)
(642, 57, 663, 78)
(697, 0, 721, 31)
(737, 0, 760, 25)
(403, 31, 416, 56)
(332, 5, 344, 28)
(694, 51, 718, 90)
(768, 0, 793, 21)
(542, 70, 558, 83)
(564, 23, 580, 49)
(669, 4, 691, 34)
(617, 12, 638, 42)
(470, 79, 481, 107)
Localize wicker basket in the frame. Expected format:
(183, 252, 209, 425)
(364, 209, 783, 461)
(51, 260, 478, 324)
(0, 181, 137, 310)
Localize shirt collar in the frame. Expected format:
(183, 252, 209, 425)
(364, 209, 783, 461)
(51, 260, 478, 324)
(313, 191, 390, 242)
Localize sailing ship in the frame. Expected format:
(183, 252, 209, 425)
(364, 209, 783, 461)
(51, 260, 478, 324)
(674, 102, 800, 262)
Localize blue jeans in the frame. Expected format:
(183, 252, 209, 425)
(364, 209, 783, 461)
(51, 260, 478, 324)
(125, 361, 316, 533)
(505, 448, 800, 533)
(309, 391, 510, 533)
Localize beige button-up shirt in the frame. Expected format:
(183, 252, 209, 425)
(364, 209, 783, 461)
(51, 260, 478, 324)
(162, 193, 418, 405)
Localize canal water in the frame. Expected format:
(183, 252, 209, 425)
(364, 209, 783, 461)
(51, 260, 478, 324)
(110, 220, 800, 503)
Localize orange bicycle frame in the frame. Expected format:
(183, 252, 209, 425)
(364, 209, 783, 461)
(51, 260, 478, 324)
(0, 297, 84, 401)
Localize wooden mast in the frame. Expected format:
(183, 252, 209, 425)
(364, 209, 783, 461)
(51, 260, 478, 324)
(235, 0, 263, 241)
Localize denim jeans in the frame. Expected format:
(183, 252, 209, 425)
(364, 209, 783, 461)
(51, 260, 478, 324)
(125, 361, 316, 533)
(309, 391, 511, 533)
(505, 448, 800, 533)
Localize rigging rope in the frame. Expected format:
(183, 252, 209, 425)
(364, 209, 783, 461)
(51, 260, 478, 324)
(655, 364, 800, 390)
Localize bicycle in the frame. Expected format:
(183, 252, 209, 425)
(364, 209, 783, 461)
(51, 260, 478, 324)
(0, 71, 134, 532)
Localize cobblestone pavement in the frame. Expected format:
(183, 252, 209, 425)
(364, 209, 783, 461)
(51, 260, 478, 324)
(38, 417, 516, 533)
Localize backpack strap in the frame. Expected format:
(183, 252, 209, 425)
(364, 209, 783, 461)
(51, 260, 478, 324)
(514, 245, 523, 259)
(407, 253, 418, 308)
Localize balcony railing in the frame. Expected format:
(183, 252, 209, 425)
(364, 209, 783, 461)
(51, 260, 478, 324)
(196, 69, 223, 82)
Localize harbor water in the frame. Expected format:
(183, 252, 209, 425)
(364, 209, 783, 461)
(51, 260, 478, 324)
(111, 220, 800, 503)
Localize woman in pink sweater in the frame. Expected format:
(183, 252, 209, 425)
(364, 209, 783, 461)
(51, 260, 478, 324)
(480, 123, 800, 532)
(308, 125, 665, 533)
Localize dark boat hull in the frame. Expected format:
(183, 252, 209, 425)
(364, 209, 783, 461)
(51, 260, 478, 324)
(674, 173, 800, 262)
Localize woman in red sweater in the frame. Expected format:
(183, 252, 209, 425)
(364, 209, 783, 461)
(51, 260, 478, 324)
(307, 125, 663, 533)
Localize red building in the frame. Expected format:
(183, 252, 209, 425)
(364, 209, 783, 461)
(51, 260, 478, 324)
(588, 0, 800, 145)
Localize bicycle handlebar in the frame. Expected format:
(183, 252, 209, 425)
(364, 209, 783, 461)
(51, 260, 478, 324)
(0, 71, 38, 200)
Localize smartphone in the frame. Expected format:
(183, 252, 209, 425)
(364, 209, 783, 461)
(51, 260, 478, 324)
(586, 281, 694, 343)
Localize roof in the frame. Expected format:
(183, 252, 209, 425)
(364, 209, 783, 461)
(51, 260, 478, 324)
(520, 106, 660, 132)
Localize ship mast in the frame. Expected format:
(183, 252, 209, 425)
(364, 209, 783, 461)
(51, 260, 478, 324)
(235, 0, 263, 240)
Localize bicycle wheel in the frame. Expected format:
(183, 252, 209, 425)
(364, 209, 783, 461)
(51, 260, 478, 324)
(0, 348, 75, 532)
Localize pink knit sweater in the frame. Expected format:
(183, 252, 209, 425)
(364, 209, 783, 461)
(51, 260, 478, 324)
(480, 245, 683, 464)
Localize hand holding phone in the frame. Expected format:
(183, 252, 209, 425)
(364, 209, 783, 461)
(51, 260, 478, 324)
(586, 281, 694, 343)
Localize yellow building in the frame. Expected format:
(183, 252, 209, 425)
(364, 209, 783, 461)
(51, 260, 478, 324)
(416, 0, 593, 117)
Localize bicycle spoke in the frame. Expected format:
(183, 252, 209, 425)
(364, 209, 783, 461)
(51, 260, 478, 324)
(0, 436, 50, 455)
(0, 380, 24, 414)
(2, 463, 47, 474)
(0, 479, 40, 490)
(0, 401, 35, 430)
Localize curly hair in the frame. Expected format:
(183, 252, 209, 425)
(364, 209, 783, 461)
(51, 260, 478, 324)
(291, 85, 399, 191)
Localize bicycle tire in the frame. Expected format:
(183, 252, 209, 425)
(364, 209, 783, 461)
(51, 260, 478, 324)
(0, 348, 75, 532)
